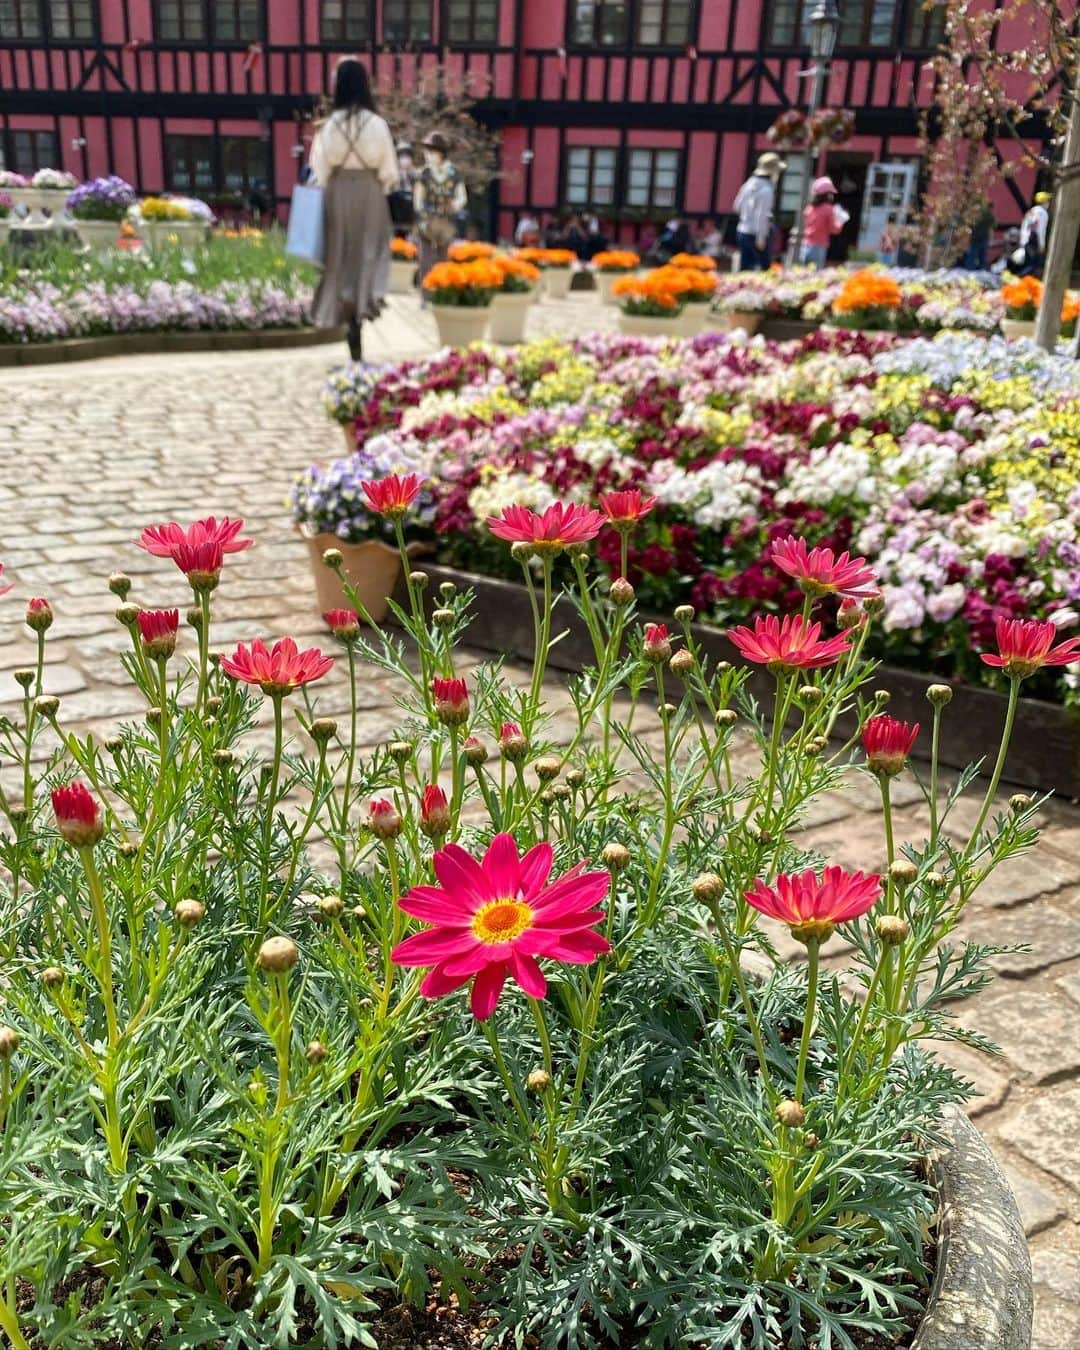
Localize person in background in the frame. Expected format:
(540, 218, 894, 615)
(515, 211, 540, 247)
(388, 141, 415, 235)
(638, 221, 658, 257)
(733, 152, 785, 270)
(656, 216, 691, 261)
(414, 131, 467, 290)
(963, 200, 993, 271)
(246, 176, 271, 224)
(562, 213, 588, 257)
(583, 215, 609, 259)
(800, 176, 845, 268)
(309, 56, 398, 360)
(879, 213, 899, 266)
(1019, 191, 1050, 276)
(699, 217, 724, 262)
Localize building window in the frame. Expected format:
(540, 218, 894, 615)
(445, 0, 497, 44)
(157, 0, 205, 41)
(0, 0, 95, 39)
(564, 146, 618, 208)
(320, 0, 371, 42)
(570, 1, 629, 46)
(570, 0, 694, 46)
(636, 0, 693, 44)
(3, 129, 60, 173)
(384, 0, 432, 43)
(213, 0, 261, 42)
(776, 152, 808, 220)
(221, 137, 269, 194)
(625, 147, 680, 209)
(906, 0, 946, 47)
(839, 0, 898, 46)
(164, 134, 216, 193)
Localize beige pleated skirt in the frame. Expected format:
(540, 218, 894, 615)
(311, 169, 391, 329)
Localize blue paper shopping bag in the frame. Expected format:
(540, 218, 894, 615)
(285, 182, 325, 265)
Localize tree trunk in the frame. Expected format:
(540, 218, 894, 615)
(1035, 83, 1080, 353)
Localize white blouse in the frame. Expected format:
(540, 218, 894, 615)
(310, 110, 399, 193)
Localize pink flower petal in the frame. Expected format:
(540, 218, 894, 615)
(420, 963, 473, 999)
(509, 948, 547, 999)
(482, 833, 521, 898)
(517, 841, 554, 898)
(432, 844, 489, 906)
(391, 927, 479, 965)
(470, 962, 508, 1020)
(398, 886, 471, 924)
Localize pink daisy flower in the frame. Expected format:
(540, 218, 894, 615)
(745, 866, 881, 945)
(599, 489, 656, 528)
(487, 502, 606, 554)
(980, 617, 1080, 679)
(770, 536, 878, 600)
(862, 714, 919, 776)
(137, 516, 252, 560)
(727, 614, 851, 673)
(219, 637, 333, 696)
(362, 473, 424, 518)
(391, 833, 611, 1020)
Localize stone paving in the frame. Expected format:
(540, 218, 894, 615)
(0, 292, 1078, 1346)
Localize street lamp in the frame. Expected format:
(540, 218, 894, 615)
(785, 0, 841, 266)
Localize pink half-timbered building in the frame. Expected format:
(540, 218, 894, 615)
(0, 1, 1045, 247)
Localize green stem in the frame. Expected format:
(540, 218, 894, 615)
(80, 847, 118, 1049)
(528, 558, 554, 715)
(837, 944, 889, 1096)
(377, 841, 403, 1021)
(928, 703, 943, 853)
(0, 1057, 9, 1132)
(794, 940, 820, 1104)
(879, 775, 896, 913)
(157, 656, 169, 777)
(343, 645, 359, 820)
(481, 1018, 532, 1135)
(760, 673, 788, 828)
(260, 694, 285, 928)
(966, 676, 1020, 854)
(0, 1297, 28, 1350)
(196, 589, 211, 713)
(707, 899, 773, 1094)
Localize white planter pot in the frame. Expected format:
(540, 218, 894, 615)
(618, 312, 684, 339)
(35, 188, 70, 221)
(679, 301, 710, 337)
(1000, 317, 1036, 341)
(139, 219, 208, 250)
(8, 186, 68, 225)
(488, 290, 534, 344)
(387, 257, 416, 294)
(543, 267, 572, 299)
(430, 303, 491, 348)
(73, 218, 122, 252)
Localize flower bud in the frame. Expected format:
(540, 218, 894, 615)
(108, 572, 131, 599)
(212, 748, 234, 767)
(369, 797, 403, 840)
(565, 767, 585, 788)
(602, 842, 630, 873)
(642, 623, 672, 664)
(798, 685, 823, 705)
(876, 915, 909, 946)
(926, 683, 953, 708)
(889, 859, 918, 887)
(716, 661, 732, 674)
(388, 740, 412, 764)
(538, 788, 555, 807)
(51, 781, 102, 847)
(257, 935, 298, 973)
(305, 1040, 327, 1064)
(463, 735, 488, 765)
(145, 708, 161, 729)
(872, 689, 890, 706)
(775, 1099, 805, 1128)
(13, 668, 33, 689)
(659, 702, 677, 718)
(351, 904, 368, 921)
(409, 570, 429, 589)
(0, 1026, 19, 1059)
(117, 839, 139, 858)
(432, 607, 455, 628)
(692, 872, 724, 903)
(669, 649, 695, 678)
(1009, 793, 1034, 814)
(104, 734, 124, 753)
(803, 1131, 819, 1151)
(716, 708, 737, 727)
(175, 898, 205, 928)
(309, 717, 338, 745)
(316, 895, 344, 919)
(925, 870, 946, 889)
(609, 577, 635, 606)
(837, 598, 865, 630)
(41, 966, 64, 988)
(25, 598, 53, 633)
(499, 722, 529, 762)
(432, 676, 469, 726)
(322, 548, 343, 571)
(809, 736, 830, 754)
(115, 603, 140, 627)
(674, 604, 695, 623)
(510, 541, 533, 563)
(534, 756, 561, 782)
(438, 581, 456, 600)
(187, 606, 204, 629)
(527, 1068, 551, 1093)
(419, 785, 451, 840)
(863, 592, 885, 616)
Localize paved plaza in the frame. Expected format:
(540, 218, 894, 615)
(1, 294, 1077, 1346)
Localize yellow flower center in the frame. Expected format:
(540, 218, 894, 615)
(472, 899, 533, 944)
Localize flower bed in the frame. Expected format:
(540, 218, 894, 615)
(0, 235, 315, 342)
(319, 330, 1080, 707)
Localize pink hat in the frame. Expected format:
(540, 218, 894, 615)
(812, 176, 838, 196)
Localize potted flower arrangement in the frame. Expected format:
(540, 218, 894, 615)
(30, 167, 76, 220)
(388, 236, 418, 293)
(421, 259, 500, 347)
(487, 254, 541, 344)
(448, 241, 497, 262)
(136, 195, 210, 249)
(290, 447, 435, 618)
(321, 361, 389, 453)
(1000, 276, 1042, 340)
(715, 283, 769, 334)
(538, 247, 577, 299)
(808, 107, 856, 147)
(1061, 292, 1080, 340)
(591, 249, 641, 304)
(65, 175, 137, 252)
(831, 268, 903, 330)
(612, 270, 685, 336)
(656, 260, 718, 335)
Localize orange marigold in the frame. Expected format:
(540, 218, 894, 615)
(390, 237, 418, 258)
(668, 252, 718, 271)
(832, 269, 902, 315)
(592, 249, 641, 271)
(448, 241, 497, 261)
(1001, 275, 1043, 316)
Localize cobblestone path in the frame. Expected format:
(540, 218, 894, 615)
(0, 292, 1076, 1345)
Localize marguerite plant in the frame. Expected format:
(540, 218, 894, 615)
(0, 485, 1038, 1348)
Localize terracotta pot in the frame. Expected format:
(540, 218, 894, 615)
(725, 310, 763, 335)
(340, 423, 355, 453)
(1000, 317, 1036, 341)
(299, 530, 416, 623)
(73, 219, 121, 252)
(387, 257, 416, 293)
(488, 290, 533, 344)
(618, 312, 684, 339)
(430, 303, 490, 348)
(543, 267, 572, 299)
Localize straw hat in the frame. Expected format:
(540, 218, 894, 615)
(756, 152, 787, 175)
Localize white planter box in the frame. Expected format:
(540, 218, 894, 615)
(617, 312, 684, 339)
(430, 303, 491, 348)
(387, 257, 416, 294)
(488, 290, 534, 344)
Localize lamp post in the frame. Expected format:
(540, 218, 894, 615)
(785, 0, 841, 266)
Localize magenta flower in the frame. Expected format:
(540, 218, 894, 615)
(391, 833, 611, 1019)
(137, 516, 253, 561)
(727, 614, 851, 673)
(599, 489, 656, 528)
(487, 502, 606, 554)
(219, 637, 333, 696)
(51, 781, 104, 848)
(980, 617, 1080, 679)
(770, 536, 878, 600)
(745, 866, 881, 944)
(862, 714, 919, 776)
(362, 473, 424, 518)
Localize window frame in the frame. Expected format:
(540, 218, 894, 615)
(765, 0, 906, 51)
(153, 0, 264, 47)
(904, 0, 946, 49)
(3, 127, 61, 173)
(219, 135, 271, 196)
(562, 144, 620, 211)
(382, 0, 434, 45)
(443, 0, 498, 47)
(562, 143, 685, 213)
(567, 0, 698, 51)
(163, 131, 217, 194)
(623, 145, 682, 211)
(319, 0, 373, 44)
(0, 0, 97, 43)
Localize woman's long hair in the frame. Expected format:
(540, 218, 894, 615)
(332, 58, 376, 114)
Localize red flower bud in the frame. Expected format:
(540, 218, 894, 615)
(323, 608, 361, 641)
(369, 797, 403, 840)
(25, 597, 53, 633)
(642, 623, 672, 663)
(420, 785, 451, 839)
(432, 676, 469, 726)
(51, 781, 104, 848)
(499, 721, 529, 762)
(137, 608, 180, 660)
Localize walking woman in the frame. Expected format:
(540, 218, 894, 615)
(414, 131, 467, 290)
(309, 57, 398, 359)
